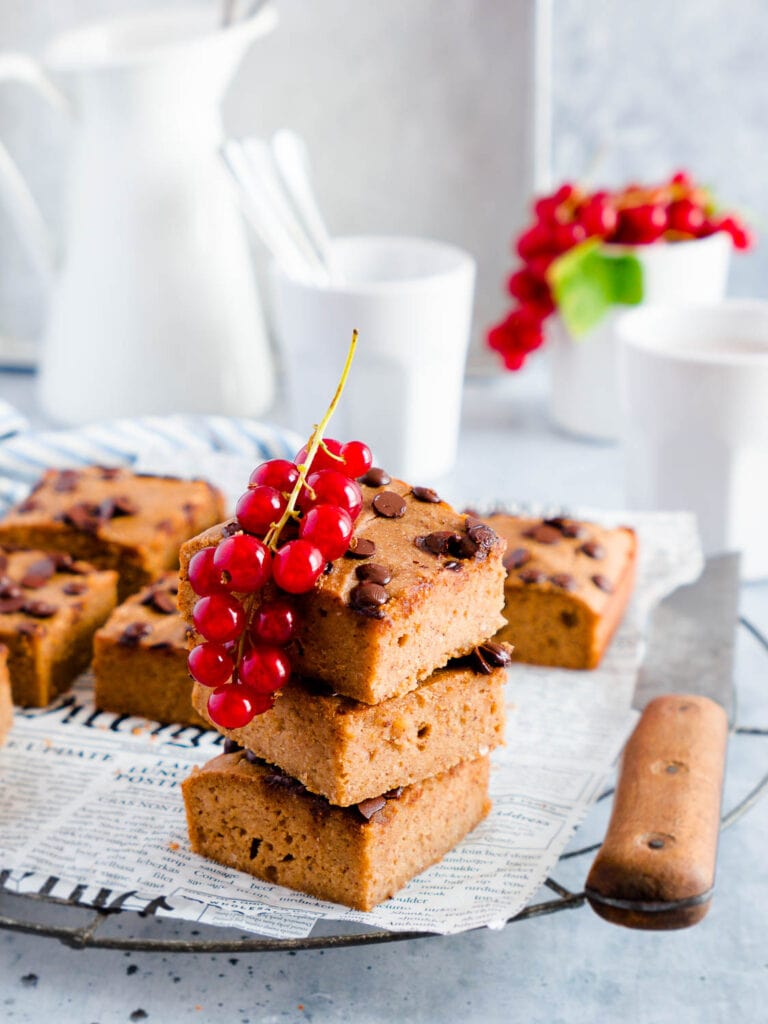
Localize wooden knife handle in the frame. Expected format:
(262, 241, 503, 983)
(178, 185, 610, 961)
(586, 694, 728, 930)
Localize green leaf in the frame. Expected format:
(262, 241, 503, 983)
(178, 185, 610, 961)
(547, 240, 644, 337)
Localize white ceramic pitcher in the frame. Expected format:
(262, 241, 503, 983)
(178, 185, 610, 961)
(0, 5, 277, 424)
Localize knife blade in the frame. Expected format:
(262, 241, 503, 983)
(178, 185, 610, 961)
(585, 553, 738, 930)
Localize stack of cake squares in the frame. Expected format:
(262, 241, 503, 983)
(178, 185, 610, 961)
(180, 475, 510, 911)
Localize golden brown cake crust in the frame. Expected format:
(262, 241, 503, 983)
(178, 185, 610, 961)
(93, 573, 207, 728)
(0, 467, 225, 600)
(0, 644, 12, 745)
(179, 479, 507, 704)
(485, 514, 637, 670)
(182, 752, 491, 911)
(192, 654, 506, 805)
(0, 547, 118, 706)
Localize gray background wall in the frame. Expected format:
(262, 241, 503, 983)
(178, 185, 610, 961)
(0, 0, 764, 372)
(550, 0, 763, 299)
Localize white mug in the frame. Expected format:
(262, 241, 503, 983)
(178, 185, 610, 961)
(270, 235, 476, 481)
(618, 301, 768, 579)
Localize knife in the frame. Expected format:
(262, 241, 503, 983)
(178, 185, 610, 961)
(585, 553, 737, 930)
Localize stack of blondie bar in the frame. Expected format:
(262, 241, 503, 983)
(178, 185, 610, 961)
(179, 474, 510, 911)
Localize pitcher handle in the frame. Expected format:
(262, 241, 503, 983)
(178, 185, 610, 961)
(0, 53, 71, 282)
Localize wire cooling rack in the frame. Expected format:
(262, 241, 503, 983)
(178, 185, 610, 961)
(2, 615, 766, 954)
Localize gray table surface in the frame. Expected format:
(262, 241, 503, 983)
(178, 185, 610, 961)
(1, 370, 766, 1024)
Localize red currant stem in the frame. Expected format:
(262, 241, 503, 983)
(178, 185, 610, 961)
(263, 329, 359, 553)
(228, 330, 359, 685)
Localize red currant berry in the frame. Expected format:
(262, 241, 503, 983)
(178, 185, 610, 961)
(295, 438, 344, 474)
(239, 646, 291, 694)
(207, 684, 271, 729)
(553, 221, 587, 252)
(670, 170, 693, 189)
(213, 534, 271, 593)
(272, 539, 325, 594)
(299, 503, 354, 560)
(188, 546, 225, 596)
(340, 440, 373, 478)
(300, 469, 363, 520)
(192, 594, 246, 643)
(236, 486, 286, 535)
(516, 223, 554, 261)
(614, 203, 667, 244)
(668, 198, 705, 235)
(579, 196, 618, 238)
(188, 642, 234, 687)
(248, 459, 299, 493)
(716, 215, 752, 250)
(251, 600, 296, 646)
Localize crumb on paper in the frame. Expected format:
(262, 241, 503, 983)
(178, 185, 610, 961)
(168, 841, 180, 851)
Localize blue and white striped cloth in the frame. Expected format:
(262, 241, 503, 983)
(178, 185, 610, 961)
(0, 408, 302, 515)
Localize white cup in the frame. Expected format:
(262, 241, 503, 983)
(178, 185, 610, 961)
(618, 300, 768, 579)
(550, 231, 732, 441)
(270, 235, 476, 481)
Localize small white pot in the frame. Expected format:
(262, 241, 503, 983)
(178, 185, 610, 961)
(618, 300, 768, 579)
(549, 231, 732, 442)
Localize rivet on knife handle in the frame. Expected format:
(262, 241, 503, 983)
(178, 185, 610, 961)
(585, 694, 728, 930)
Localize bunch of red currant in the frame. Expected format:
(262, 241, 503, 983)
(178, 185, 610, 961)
(187, 437, 373, 730)
(488, 171, 753, 371)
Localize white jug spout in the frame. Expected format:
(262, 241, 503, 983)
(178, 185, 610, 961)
(0, 53, 70, 281)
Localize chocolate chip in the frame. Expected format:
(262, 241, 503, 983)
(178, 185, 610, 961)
(20, 557, 57, 589)
(467, 523, 497, 551)
(63, 582, 87, 596)
(518, 568, 547, 584)
(361, 468, 390, 487)
(148, 641, 174, 651)
(443, 560, 462, 571)
(223, 738, 243, 755)
(355, 563, 392, 585)
(263, 768, 306, 796)
(52, 469, 80, 492)
(244, 749, 262, 765)
(141, 589, 177, 615)
(62, 502, 103, 533)
(0, 597, 25, 613)
(221, 520, 240, 537)
(415, 531, 460, 556)
(543, 516, 585, 539)
(349, 582, 389, 617)
(550, 573, 577, 591)
(356, 796, 387, 821)
(110, 495, 139, 517)
(372, 491, 407, 518)
(17, 498, 40, 514)
(592, 574, 614, 593)
(119, 622, 152, 646)
(23, 600, 57, 618)
(449, 534, 481, 560)
(580, 540, 605, 560)
(472, 648, 494, 674)
(412, 486, 440, 503)
(524, 524, 562, 545)
(0, 580, 22, 599)
(503, 547, 531, 571)
(383, 786, 403, 800)
(346, 537, 376, 559)
(17, 622, 41, 636)
(477, 640, 512, 667)
(323, 561, 334, 575)
(98, 467, 122, 480)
